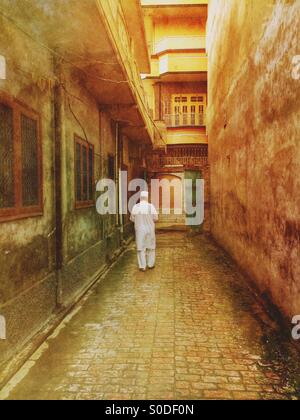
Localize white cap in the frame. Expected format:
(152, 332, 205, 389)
(140, 191, 149, 199)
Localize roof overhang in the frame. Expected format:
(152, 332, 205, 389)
(142, 2, 208, 19)
(0, 0, 155, 144)
(120, 0, 151, 73)
(146, 72, 207, 82)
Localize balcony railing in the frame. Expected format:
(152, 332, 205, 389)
(146, 144, 209, 171)
(164, 113, 206, 128)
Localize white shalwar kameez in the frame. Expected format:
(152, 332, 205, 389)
(130, 201, 158, 270)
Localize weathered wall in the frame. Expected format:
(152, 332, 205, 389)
(207, 0, 300, 319)
(57, 70, 110, 306)
(0, 0, 151, 377)
(154, 16, 206, 39)
(63, 72, 102, 259)
(0, 5, 131, 368)
(0, 13, 57, 366)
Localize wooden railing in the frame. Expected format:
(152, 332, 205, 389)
(164, 113, 206, 127)
(147, 144, 209, 171)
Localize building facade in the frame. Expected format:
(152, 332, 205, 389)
(0, 0, 155, 375)
(141, 0, 209, 229)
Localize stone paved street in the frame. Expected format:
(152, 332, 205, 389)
(1, 232, 299, 400)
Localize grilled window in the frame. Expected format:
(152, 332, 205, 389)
(75, 136, 94, 208)
(0, 104, 14, 209)
(169, 94, 207, 127)
(175, 96, 188, 103)
(108, 155, 115, 180)
(191, 96, 204, 102)
(88, 146, 93, 199)
(21, 115, 39, 207)
(0, 97, 42, 222)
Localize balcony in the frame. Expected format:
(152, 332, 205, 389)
(142, 0, 208, 5)
(164, 112, 206, 128)
(154, 36, 206, 55)
(159, 53, 207, 74)
(149, 53, 208, 81)
(94, 0, 155, 144)
(147, 144, 209, 172)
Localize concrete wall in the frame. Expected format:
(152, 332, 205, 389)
(0, 14, 57, 366)
(207, 0, 300, 319)
(0, 5, 140, 369)
(57, 70, 120, 307)
(153, 16, 206, 52)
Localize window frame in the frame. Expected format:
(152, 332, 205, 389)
(0, 93, 43, 223)
(170, 93, 207, 127)
(108, 154, 115, 181)
(74, 134, 95, 210)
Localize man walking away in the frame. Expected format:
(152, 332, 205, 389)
(130, 191, 158, 272)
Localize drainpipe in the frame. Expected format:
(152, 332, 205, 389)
(159, 83, 162, 120)
(115, 122, 120, 228)
(115, 122, 125, 246)
(118, 130, 124, 238)
(54, 58, 64, 306)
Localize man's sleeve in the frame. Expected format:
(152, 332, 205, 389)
(151, 205, 159, 222)
(130, 205, 136, 222)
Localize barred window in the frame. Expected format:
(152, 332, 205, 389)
(108, 154, 115, 180)
(21, 115, 39, 207)
(0, 103, 14, 209)
(75, 136, 94, 208)
(0, 96, 42, 222)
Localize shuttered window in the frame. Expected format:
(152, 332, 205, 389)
(108, 155, 115, 180)
(0, 96, 43, 222)
(74, 136, 94, 208)
(21, 115, 39, 207)
(0, 103, 14, 209)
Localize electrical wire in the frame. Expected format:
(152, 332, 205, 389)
(61, 84, 103, 159)
(0, 7, 128, 84)
(0, 6, 167, 146)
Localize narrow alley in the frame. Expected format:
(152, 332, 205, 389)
(1, 232, 299, 401)
(0, 0, 299, 402)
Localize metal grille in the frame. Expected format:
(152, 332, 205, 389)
(82, 146, 88, 201)
(21, 114, 39, 207)
(108, 155, 115, 180)
(88, 146, 93, 200)
(75, 142, 81, 201)
(75, 138, 94, 204)
(0, 103, 15, 208)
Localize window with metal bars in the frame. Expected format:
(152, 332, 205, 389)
(0, 95, 43, 222)
(74, 135, 94, 209)
(108, 154, 115, 180)
(0, 103, 14, 210)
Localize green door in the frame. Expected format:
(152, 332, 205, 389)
(184, 170, 205, 229)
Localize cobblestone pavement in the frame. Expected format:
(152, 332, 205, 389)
(2, 232, 300, 400)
